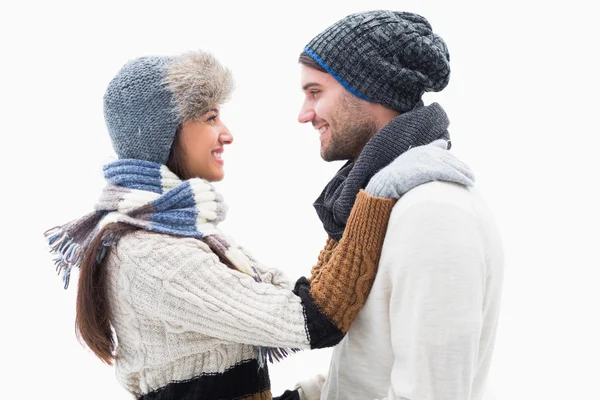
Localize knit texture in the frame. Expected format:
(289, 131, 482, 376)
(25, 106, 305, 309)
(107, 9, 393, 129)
(104, 51, 233, 164)
(45, 159, 297, 366)
(319, 181, 505, 400)
(365, 139, 475, 198)
(314, 102, 450, 241)
(45, 165, 398, 398)
(305, 10, 450, 113)
(310, 190, 394, 332)
(308, 238, 337, 285)
(138, 359, 271, 400)
(45, 159, 242, 286)
(101, 191, 394, 398)
(105, 233, 297, 398)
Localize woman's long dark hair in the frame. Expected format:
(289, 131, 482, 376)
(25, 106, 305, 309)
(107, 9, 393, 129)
(75, 127, 189, 364)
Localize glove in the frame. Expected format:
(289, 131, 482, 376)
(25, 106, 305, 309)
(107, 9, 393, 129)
(275, 374, 326, 400)
(273, 389, 300, 400)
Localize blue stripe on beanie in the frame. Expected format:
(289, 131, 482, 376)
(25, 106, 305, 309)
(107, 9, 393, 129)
(304, 46, 371, 103)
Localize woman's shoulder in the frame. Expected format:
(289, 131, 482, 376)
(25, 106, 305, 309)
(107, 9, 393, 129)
(114, 229, 216, 264)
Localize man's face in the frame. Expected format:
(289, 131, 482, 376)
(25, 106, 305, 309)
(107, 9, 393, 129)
(298, 65, 378, 162)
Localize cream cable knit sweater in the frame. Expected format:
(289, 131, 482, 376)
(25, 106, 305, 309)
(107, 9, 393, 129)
(104, 191, 394, 399)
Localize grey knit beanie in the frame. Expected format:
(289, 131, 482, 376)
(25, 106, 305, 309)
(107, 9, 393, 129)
(103, 51, 234, 164)
(304, 10, 450, 113)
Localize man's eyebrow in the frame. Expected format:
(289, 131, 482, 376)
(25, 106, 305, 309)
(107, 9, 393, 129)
(302, 82, 321, 91)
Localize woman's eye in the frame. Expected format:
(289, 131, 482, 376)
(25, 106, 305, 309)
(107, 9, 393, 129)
(207, 115, 218, 122)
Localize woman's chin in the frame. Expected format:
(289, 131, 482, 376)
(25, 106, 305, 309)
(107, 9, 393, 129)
(207, 169, 225, 182)
(189, 165, 225, 182)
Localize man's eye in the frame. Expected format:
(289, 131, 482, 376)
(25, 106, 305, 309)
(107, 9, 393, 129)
(310, 91, 320, 97)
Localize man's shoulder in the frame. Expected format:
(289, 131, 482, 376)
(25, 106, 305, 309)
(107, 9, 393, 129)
(380, 181, 503, 274)
(391, 181, 480, 218)
(385, 181, 501, 251)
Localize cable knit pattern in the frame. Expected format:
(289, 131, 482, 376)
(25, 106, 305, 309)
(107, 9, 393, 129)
(308, 238, 337, 285)
(103, 190, 394, 399)
(158, 239, 308, 350)
(45, 156, 397, 398)
(310, 191, 394, 331)
(106, 233, 281, 398)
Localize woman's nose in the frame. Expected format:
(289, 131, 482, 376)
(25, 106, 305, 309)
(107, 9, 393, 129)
(220, 124, 233, 144)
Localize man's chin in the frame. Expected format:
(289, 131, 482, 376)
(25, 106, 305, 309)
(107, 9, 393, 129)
(320, 148, 333, 162)
(320, 151, 343, 163)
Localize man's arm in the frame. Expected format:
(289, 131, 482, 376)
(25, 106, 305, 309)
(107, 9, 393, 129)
(381, 200, 486, 400)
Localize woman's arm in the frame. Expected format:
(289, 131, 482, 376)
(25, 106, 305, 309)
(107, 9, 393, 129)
(155, 190, 394, 349)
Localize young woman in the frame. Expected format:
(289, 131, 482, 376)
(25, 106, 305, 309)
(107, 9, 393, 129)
(45, 50, 462, 400)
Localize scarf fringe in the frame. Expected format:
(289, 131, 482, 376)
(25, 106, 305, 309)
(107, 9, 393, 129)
(46, 160, 299, 365)
(44, 227, 84, 289)
(44, 227, 117, 289)
(257, 346, 301, 369)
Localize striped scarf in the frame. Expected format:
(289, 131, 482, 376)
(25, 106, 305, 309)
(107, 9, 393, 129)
(45, 159, 294, 366)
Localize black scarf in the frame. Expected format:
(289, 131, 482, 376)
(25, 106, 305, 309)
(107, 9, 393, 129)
(314, 102, 451, 241)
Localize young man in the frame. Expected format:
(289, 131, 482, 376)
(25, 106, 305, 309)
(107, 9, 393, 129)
(280, 10, 504, 400)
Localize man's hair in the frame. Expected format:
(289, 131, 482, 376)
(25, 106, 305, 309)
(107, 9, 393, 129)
(298, 51, 327, 73)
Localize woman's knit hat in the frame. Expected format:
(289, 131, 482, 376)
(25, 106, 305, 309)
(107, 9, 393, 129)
(103, 51, 234, 164)
(304, 10, 450, 113)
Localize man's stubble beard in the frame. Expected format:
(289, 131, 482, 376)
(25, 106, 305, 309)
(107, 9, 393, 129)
(322, 92, 379, 162)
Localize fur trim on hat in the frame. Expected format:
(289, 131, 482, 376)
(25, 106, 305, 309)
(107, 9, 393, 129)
(164, 51, 234, 122)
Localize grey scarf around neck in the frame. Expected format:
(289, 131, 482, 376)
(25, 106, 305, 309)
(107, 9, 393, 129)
(314, 102, 450, 241)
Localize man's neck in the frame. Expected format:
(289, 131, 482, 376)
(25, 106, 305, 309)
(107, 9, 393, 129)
(349, 106, 400, 161)
(373, 108, 400, 132)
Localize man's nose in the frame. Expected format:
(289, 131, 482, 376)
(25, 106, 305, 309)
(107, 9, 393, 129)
(298, 102, 316, 124)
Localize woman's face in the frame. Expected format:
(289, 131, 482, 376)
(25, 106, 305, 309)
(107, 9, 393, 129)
(180, 106, 233, 182)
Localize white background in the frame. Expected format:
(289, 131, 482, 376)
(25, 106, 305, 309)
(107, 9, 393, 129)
(1, 0, 599, 398)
